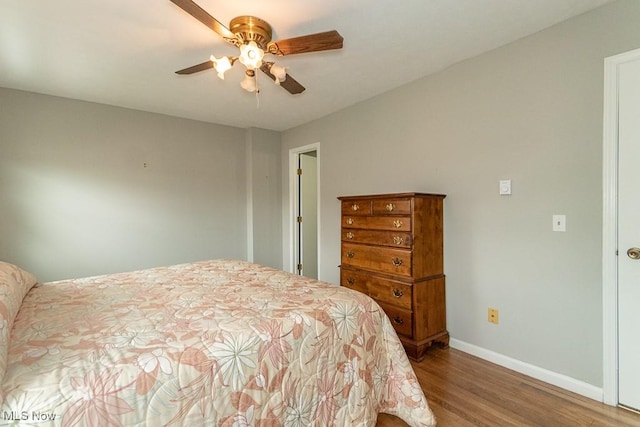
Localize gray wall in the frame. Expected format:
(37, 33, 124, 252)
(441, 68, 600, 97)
(0, 87, 281, 281)
(281, 0, 640, 388)
(246, 127, 282, 268)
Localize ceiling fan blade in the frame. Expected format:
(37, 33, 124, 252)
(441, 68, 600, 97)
(169, 0, 235, 39)
(267, 30, 343, 56)
(260, 63, 305, 94)
(176, 60, 213, 75)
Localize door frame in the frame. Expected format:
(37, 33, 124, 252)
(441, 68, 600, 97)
(602, 47, 640, 406)
(288, 143, 320, 277)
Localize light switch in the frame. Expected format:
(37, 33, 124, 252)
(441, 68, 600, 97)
(552, 215, 566, 232)
(499, 180, 512, 195)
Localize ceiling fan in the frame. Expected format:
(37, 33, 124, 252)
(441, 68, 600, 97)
(170, 0, 344, 95)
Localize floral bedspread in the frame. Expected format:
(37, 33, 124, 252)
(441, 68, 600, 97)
(0, 260, 435, 426)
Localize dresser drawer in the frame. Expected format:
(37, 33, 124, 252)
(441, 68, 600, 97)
(340, 269, 369, 295)
(341, 200, 371, 216)
(342, 243, 412, 277)
(341, 229, 412, 248)
(368, 277, 413, 310)
(373, 199, 412, 215)
(340, 268, 413, 310)
(378, 302, 413, 338)
(342, 216, 411, 231)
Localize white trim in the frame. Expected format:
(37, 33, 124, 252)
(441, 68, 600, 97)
(285, 149, 296, 273)
(451, 339, 603, 402)
(287, 143, 320, 276)
(315, 146, 322, 281)
(245, 135, 254, 263)
(602, 51, 619, 407)
(602, 47, 640, 406)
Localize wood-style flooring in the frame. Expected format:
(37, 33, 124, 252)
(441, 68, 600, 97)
(376, 347, 640, 426)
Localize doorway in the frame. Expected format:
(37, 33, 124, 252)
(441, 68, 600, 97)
(289, 144, 319, 279)
(603, 47, 640, 409)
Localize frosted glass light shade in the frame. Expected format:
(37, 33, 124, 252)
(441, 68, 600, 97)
(270, 64, 287, 85)
(241, 72, 258, 92)
(211, 55, 232, 79)
(239, 41, 264, 70)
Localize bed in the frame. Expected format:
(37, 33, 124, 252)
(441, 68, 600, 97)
(0, 259, 436, 426)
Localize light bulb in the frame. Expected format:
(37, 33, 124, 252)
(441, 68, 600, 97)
(211, 55, 232, 79)
(239, 41, 264, 70)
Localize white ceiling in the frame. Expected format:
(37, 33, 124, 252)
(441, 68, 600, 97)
(1, 0, 613, 131)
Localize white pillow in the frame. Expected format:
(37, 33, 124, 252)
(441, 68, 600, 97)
(0, 262, 38, 385)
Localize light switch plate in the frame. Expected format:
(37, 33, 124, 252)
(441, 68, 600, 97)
(499, 180, 511, 195)
(553, 215, 566, 232)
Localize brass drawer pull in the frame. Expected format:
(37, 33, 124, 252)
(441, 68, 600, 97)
(346, 278, 355, 286)
(346, 232, 354, 240)
(392, 235, 404, 245)
(393, 220, 403, 229)
(391, 257, 403, 267)
(392, 289, 404, 298)
(351, 203, 360, 211)
(347, 251, 355, 259)
(386, 203, 395, 212)
(346, 218, 354, 225)
(392, 316, 404, 325)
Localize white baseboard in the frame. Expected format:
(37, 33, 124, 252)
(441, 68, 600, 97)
(450, 338, 603, 402)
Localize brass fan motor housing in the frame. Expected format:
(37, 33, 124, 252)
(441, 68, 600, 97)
(229, 16, 273, 49)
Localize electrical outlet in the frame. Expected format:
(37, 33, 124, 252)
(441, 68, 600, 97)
(488, 308, 499, 324)
(552, 214, 566, 232)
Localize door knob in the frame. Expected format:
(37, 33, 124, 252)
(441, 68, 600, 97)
(627, 247, 640, 260)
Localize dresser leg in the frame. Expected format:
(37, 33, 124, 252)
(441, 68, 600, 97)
(402, 331, 450, 361)
(435, 332, 450, 348)
(404, 345, 428, 362)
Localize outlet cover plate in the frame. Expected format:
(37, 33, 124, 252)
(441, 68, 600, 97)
(499, 180, 512, 195)
(488, 308, 499, 324)
(553, 214, 566, 232)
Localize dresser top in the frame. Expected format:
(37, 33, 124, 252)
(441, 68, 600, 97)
(337, 192, 446, 201)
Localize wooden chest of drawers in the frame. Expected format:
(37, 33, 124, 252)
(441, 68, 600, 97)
(338, 192, 448, 361)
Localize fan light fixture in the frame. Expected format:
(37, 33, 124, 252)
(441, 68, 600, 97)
(240, 70, 258, 92)
(211, 40, 286, 93)
(269, 64, 287, 85)
(172, 1, 344, 96)
(239, 41, 264, 70)
(210, 55, 233, 79)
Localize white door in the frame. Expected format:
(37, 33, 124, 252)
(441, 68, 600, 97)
(618, 54, 640, 411)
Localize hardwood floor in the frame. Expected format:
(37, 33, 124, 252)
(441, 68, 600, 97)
(376, 347, 640, 426)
